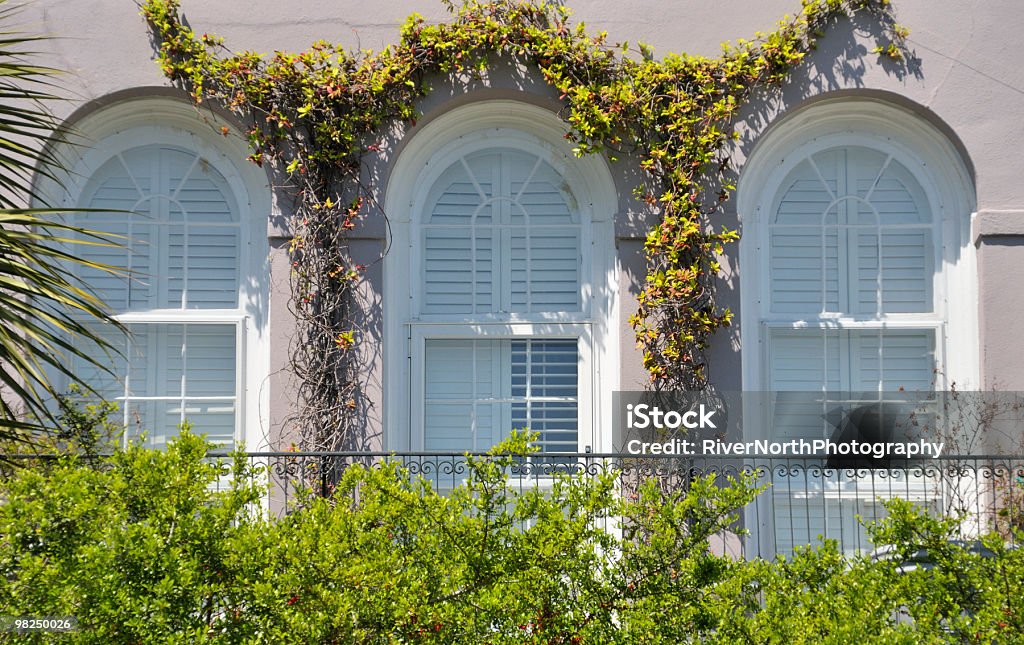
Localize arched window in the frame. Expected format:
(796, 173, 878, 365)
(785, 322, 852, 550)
(42, 99, 270, 448)
(740, 100, 976, 440)
(421, 149, 582, 316)
(738, 98, 977, 553)
(764, 143, 939, 439)
(419, 147, 584, 452)
(384, 101, 618, 454)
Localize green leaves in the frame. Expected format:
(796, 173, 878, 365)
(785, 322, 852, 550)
(140, 0, 912, 423)
(0, 211, 127, 432)
(0, 2, 132, 445)
(3, 434, 1022, 642)
(0, 14, 129, 446)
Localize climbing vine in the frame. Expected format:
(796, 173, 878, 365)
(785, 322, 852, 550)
(142, 0, 907, 449)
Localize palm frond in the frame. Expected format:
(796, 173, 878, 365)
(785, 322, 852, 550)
(0, 3, 127, 446)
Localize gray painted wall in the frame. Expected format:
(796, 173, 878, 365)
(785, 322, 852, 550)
(25, 0, 1024, 447)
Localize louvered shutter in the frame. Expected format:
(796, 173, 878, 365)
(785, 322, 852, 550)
(122, 323, 237, 448)
(420, 147, 583, 453)
(422, 149, 581, 315)
(767, 146, 936, 441)
(71, 145, 241, 446)
(770, 148, 931, 316)
(80, 147, 240, 311)
(767, 328, 935, 440)
(423, 338, 579, 452)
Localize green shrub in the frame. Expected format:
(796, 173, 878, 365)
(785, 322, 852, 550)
(0, 433, 1021, 643)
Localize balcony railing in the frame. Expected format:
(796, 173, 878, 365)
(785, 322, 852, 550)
(6, 451, 1023, 560)
(213, 451, 1024, 559)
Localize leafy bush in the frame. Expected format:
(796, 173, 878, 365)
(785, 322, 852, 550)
(0, 433, 1021, 643)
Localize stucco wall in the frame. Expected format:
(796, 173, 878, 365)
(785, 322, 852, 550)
(24, 0, 1024, 446)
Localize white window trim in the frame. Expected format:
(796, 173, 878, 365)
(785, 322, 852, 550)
(739, 98, 978, 407)
(33, 98, 272, 450)
(383, 100, 619, 453)
(737, 98, 977, 556)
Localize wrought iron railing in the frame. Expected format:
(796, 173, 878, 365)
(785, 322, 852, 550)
(6, 451, 1024, 560)
(213, 451, 1024, 559)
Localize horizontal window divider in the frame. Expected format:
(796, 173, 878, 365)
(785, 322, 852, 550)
(110, 312, 246, 324)
(423, 223, 580, 228)
(770, 223, 934, 229)
(119, 396, 237, 402)
(760, 318, 944, 329)
(407, 318, 593, 326)
(424, 398, 579, 404)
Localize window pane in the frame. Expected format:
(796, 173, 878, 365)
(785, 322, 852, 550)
(422, 149, 581, 314)
(424, 338, 578, 452)
(770, 147, 932, 315)
(70, 323, 237, 447)
(76, 145, 240, 311)
(766, 328, 935, 440)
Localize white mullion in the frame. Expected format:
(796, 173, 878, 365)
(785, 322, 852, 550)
(873, 215, 884, 318)
(862, 154, 892, 204)
(579, 332, 591, 452)
(179, 195, 189, 309)
(234, 320, 244, 447)
(470, 339, 478, 451)
(524, 220, 533, 315)
(519, 154, 540, 314)
(180, 323, 188, 427)
(470, 212, 478, 313)
(498, 153, 511, 313)
(119, 153, 145, 311)
(435, 397, 576, 405)
(114, 310, 246, 324)
(807, 154, 838, 202)
(770, 223, 929, 231)
(424, 223, 578, 229)
(853, 153, 887, 396)
(169, 153, 200, 201)
(877, 325, 886, 396)
(514, 156, 542, 202)
(500, 339, 512, 447)
(462, 154, 490, 316)
(525, 338, 533, 446)
(175, 159, 194, 310)
(761, 319, 944, 331)
(495, 344, 507, 450)
(875, 214, 886, 395)
(839, 149, 854, 314)
(145, 324, 161, 443)
(120, 329, 132, 447)
(120, 396, 235, 402)
(154, 151, 169, 309)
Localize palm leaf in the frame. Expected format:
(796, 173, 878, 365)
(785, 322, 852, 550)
(0, 3, 127, 447)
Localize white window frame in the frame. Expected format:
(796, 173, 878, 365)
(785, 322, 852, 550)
(34, 98, 272, 450)
(383, 100, 619, 453)
(737, 98, 978, 555)
(739, 99, 978, 431)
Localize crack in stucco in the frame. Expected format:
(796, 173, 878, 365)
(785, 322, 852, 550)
(921, 0, 977, 108)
